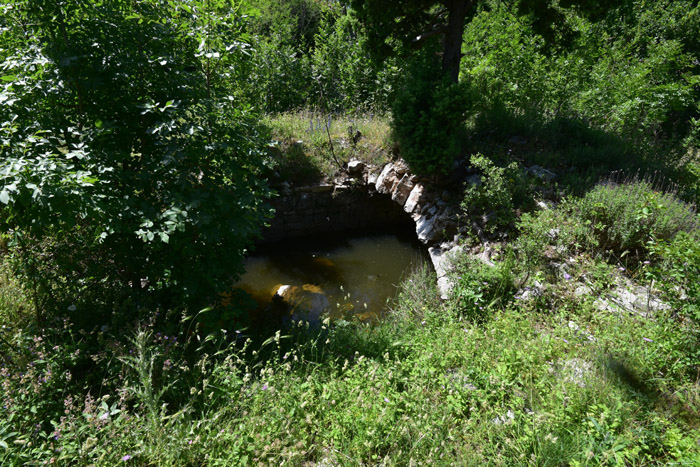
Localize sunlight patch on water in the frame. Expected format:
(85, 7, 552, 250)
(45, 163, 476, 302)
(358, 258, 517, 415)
(236, 232, 428, 324)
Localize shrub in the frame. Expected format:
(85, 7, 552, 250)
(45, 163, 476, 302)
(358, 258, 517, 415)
(0, 1, 273, 319)
(573, 180, 698, 256)
(461, 154, 532, 234)
(648, 232, 700, 323)
(449, 253, 515, 322)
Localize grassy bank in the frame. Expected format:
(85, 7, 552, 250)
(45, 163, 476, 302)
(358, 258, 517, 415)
(1, 177, 699, 465)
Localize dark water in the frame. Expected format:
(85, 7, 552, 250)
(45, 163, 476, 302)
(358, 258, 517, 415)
(236, 230, 429, 324)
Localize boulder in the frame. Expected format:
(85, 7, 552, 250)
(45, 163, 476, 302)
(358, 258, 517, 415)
(391, 174, 415, 205)
(347, 160, 365, 176)
(404, 183, 425, 214)
(273, 284, 330, 320)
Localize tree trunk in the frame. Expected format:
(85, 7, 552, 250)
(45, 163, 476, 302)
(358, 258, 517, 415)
(442, 0, 470, 83)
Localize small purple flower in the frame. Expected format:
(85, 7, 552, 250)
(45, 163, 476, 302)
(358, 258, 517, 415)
(384, 397, 389, 403)
(643, 337, 653, 343)
(563, 273, 572, 280)
(262, 383, 268, 391)
(562, 338, 569, 344)
(619, 267, 626, 271)
(643, 261, 650, 265)
(421, 321, 426, 325)
(122, 455, 132, 461)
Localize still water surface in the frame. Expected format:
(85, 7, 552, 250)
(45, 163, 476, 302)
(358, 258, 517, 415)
(236, 230, 429, 324)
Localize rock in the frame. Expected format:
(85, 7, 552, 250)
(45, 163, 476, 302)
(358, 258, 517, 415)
(375, 163, 395, 194)
(273, 284, 330, 321)
(465, 174, 482, 187)
(347, 160, 365, 175)
(430, 243, 465, 300)
(404, 183, 425, 214)
(568, 320, 596, 342)
(492, 410, 515, 425)
(391, 174, 414, 205)
(527, 165, 557, 182)
(592, 281, 670, 318)
(508, 135, 528, 145)
(557, 358, 594, 388)
(367, 171, 379, 186)
(574, 285, 593, 297)
(415, 213, 442, 244)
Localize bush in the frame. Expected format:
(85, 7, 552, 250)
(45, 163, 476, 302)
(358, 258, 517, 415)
(0, 1, 272, 318)
(573, 180, 698, 256)
(449, 254, 515, 322)
(648, 232, 700, 323)
(461, 154, 532, 234)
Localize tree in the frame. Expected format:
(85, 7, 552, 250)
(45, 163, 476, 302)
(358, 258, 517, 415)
(0, 0, 272, 319)
(351, 0, 474, 83)
(352, 0, 620, 84)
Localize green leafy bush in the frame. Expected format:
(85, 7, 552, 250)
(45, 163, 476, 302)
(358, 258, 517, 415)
(450, 254, 515, 322)
(0, 1, 272, 317)
(648, 232, 700, 323)
(461, 154, 531, 233)
(573, 180, 698, 256)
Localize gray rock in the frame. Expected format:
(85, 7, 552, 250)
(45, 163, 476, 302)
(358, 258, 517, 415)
(403, 184, 424, 214)
(391, 174, 415, 205)
(465, 174, 482, 187)
(558, 358, 594, 388)
(347, 160, 365, 175)
(527, 165, 557, 182)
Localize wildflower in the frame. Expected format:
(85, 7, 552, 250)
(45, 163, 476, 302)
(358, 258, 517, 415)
(643, 260, 650, 264)
(262, 383, 269, 391)
(619, 267, 626, 271)
(384, 397, 389, 403)
(563, 273, 572, 280)
(562, 338, 569, 344)
(122, 455, 131, 461)
(643, 337, 653, 342)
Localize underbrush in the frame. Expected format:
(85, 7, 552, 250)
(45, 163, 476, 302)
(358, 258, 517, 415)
(2, 176, 700, 465)
(1, 241, 699, 465)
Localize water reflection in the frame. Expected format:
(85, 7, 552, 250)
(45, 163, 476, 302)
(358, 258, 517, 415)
(236, 230, 429, 325)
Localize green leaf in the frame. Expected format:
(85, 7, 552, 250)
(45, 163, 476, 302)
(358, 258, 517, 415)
(160, 232, 170, 243)
(0, 75, 16, 82)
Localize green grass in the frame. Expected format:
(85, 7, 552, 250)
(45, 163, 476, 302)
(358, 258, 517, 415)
(264, 110, 392, 183)
(2, 157, 700, 466)
(1, 246, 698, 465)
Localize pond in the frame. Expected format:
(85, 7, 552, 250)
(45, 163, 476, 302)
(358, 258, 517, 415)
(236, 229, 429, 326)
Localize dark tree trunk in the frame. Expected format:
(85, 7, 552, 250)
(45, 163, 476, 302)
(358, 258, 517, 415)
(442, 0, 469, 83)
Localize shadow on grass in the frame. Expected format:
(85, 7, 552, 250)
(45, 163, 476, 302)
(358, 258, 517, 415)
(464, 104, 689, 196)
(605, 356, 700, 428)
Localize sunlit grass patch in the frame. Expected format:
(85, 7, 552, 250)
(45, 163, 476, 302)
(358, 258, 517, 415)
(264, 110, 392, 181)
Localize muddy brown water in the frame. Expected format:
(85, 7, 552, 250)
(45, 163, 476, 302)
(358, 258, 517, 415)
(236, 229, 429, 325)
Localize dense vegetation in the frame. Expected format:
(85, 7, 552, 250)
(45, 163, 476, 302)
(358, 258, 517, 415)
(1, 0, 699, 464)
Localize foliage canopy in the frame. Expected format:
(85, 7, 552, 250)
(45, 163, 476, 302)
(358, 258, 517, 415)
(0, 0, 272, 317)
